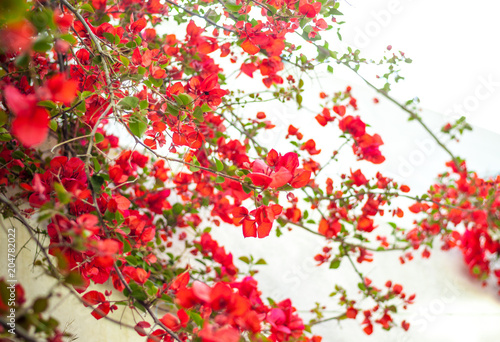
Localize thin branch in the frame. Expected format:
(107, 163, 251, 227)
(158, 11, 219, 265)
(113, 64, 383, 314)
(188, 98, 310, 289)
(316, 191, 474, 212)
(341, 62, 461, 168)
(309, 313, 345, 326)
(0, 194, 60, 279)
(281, 219, 409, 252)
(0, 316, 40, 342)
(164, 0, 237, 33)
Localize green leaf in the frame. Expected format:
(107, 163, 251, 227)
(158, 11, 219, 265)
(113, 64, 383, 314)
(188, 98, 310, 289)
(225, 3, 242, 11)
(137, 66, 146, 75)
(188, 311, 204, 327)
(54, 183, 71, 204)
(387, 222, 397, 229)
(139, 100, 148, 110)
(193, 106, 204, 122)
(276, 227, 282, 237)
(118, 96, 139, 110)
(123, 240, 132, 253)
(125, 255, 138, 266)
(102, 32, 115, 43)
(95, 132, 104, 144)
(358, 282, 366, 291)
(239, 256, 250, 264)
(215, 176, 225, 183)
(388, 305, 397, 313)
(215, 159, 224, 172)
(90, 175, 105, 191)
(15, 53, 29, 68)
(38, 100, 57, 109)
(115, 211, 124, 225)
(92, 157, 101, 172)
(172, 203, 183, 215)
(128, 116, 147, 137)
(0, 111, 7, 127)
(60, 33, 76, 45)
(201, 103, 212, 112)
(296, 94, 303, 106)
(33, 37, 52, 52)
(329, 259, 341, 269)
(0, 0, 28, 22)
(33, 298, 48, 313)
(330, 8, 343, 16)
(167, 103, 179, 116)
(80, 3, 95, 13)
(49, 119, 58, 132)
(131, 289, 148, 301)
(255, 258, 267, 265)
(119, 55, 130, 67)
(178, 93, 194, 106)
(65, 272, 84, 286)
(0, 129, 12, 142)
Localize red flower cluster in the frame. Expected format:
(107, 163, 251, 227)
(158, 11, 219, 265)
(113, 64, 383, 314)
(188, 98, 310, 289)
(339, 115, 385, 164)
(247, 149, 311, 189)
(3, 74, 77, 146)
(406, 161, 500, 292)
(233, 204, 283, 238)
(170, 275, 311, 342)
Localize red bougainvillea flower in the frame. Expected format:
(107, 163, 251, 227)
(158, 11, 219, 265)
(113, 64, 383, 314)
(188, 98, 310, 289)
(267, 299, 305, 341)
(358, 216, 376, 232)
(159, 312, 182, 332)
(247, 150, 311, 189)
(315, 107, 335, 126)
(237, 21, 266, 55)
(0, 19, 35, 53)
(198, 323, 240, 342)
(298, 0, 322, 18)
(286, 125, 303, 140)
(130, 17, 147, 34)
(122, 266, 151, 285)
(233, 204, 283, 238)
(318, 218, 341, 238)
(187, 73, 229, 108)
(4, 86, 49, 147)
(82, 291, 111, 320)
(350, 169, 368, 186)
(53, 9, 74, 32)
(134, 321, 151, 337)
(355, 133, 385, 164)
(333, 105, 346, 116)
(300, 139, 322, 155)
(338, 115, 385, 164)
(41, 73, 78, 105)
(339, 115, 366, 138)
(346, 307, 358, 319)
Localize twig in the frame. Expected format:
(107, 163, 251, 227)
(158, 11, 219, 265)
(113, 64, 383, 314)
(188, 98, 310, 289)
(0, 316, 40, 342)
(341, 62, 461, 168)
(164, 0, 237, 33)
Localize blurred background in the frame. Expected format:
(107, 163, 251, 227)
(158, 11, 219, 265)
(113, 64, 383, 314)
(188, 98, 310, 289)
(206, 1, 500, 341)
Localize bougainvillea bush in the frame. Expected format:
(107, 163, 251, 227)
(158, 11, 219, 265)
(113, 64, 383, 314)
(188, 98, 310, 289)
(1, 0, 499, 341)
